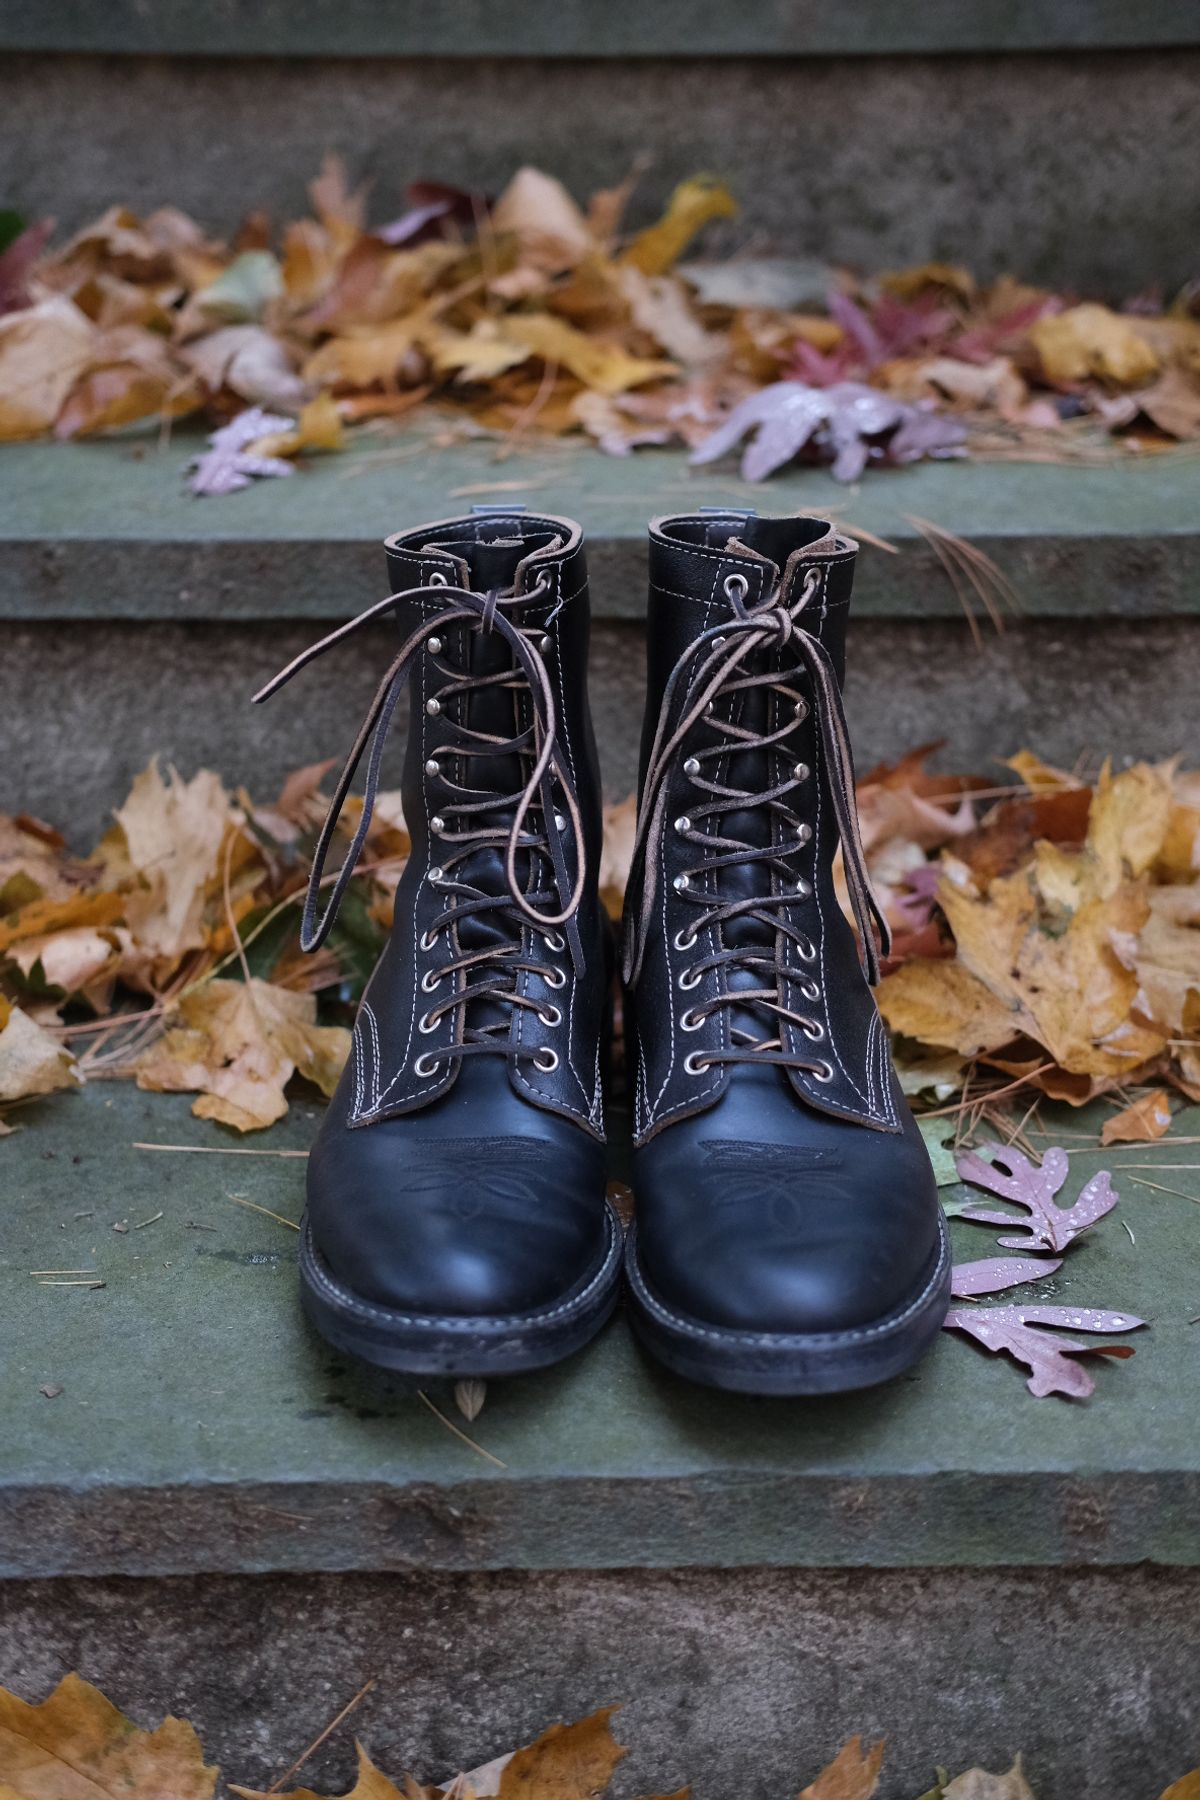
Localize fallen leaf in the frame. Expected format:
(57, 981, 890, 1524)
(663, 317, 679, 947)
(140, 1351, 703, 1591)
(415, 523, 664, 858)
(491, 167, 595, 270)
(500, 313, 674, 395)
(232, 1741, 405, 1800)
(797, 1736, 885, 1800)
(1100, 1088, 1173, 1145)
(0, 1671, 216, 1799)
(943, 1302, 1143, 1399)
(942, 1759, 1036, 1800)
(950, 1257, 1064, 1297)
(0, 295, 95, 438)
(182, 324, 309, 411)
(1031, 303, 1159, 387)
(248, 392, 345, 459)
(599, 795, 638, 919)
(1160, 1774, 1200, 1800)
(622, 176, 737, 277)
(455, 1379, 487, 1423)
(878, 958, 1020, 1058)
(954, 1145, 1117, 1253)
(111, 760, 234, 960)
(498, 1706, 626, 1799)
(188, 407, 298, 497)
(0, 1000, 80, 1100)
(690, 379, 964, 482)
(136, 977, 351, 1131)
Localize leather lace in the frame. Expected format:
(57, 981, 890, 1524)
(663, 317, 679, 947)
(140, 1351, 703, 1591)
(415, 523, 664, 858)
(623, 567, 889, 1075)
(255, 575, 587, 1069)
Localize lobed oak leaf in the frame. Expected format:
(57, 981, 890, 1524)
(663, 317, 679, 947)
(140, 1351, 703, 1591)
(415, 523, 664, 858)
(950, 1257, 1063, 1297)
(797, 1735, 884, 1800)
(0, 1670, 216, 1799)
(943, 1303, 1143, 1400)
(954, 1145, 1117, 1252)
(690, 379, 963, 483)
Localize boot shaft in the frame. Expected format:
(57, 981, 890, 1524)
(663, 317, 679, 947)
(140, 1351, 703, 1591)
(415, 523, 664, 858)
(626, 508, 897, 1142)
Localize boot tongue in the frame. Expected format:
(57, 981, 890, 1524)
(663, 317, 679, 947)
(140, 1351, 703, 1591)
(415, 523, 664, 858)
(425, 529, 558, 1035)
(709, 542, 792, 1036)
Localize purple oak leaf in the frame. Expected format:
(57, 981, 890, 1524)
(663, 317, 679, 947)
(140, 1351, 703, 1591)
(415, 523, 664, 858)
(950, 1256, 1063, 1297)
(943, 1303, 1145, 1400)
(690, 380, 964, 483)
(955, 1145, 1118, 1253)
(187, 406, 296, 497)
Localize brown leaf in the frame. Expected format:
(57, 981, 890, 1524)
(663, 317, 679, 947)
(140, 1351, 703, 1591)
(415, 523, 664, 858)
(1100, 1088, 1173, 1145)
(233, 1741, 407, 1800)
(0, 296, 96, 438)
(1160, 1773, 1200, 1800)
(497, 1706, 626, 1800)
(110, 760, 235, 964)
(797, 1736, 885, 1800)
(0, 1000, 80, 1101)
(0, 1671, 216, 1799)
(491, 168, 596, 271)
(136, 978, 350, 1131)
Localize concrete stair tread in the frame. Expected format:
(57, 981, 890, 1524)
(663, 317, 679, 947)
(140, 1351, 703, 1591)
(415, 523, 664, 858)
(2, 432, 1198, 621)
(4, 1081, 1197, 1579)
(8, 1, 1199, 58)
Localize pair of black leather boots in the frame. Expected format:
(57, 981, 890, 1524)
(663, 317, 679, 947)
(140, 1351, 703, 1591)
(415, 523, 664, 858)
(258, 507, 951, 1394)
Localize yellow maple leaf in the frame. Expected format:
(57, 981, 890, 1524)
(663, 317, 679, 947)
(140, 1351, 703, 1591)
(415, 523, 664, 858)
(248, 392, 345, 458)
(621, 177, 737, 277)
(797, 1736, 885, 1800)
(1030, 303, 1159, 387)
(0, 1671, 216, 1799)
(500, 313, 674, 395)
(877, 957, 1021, 1058)
(137, 977, 350, 1131)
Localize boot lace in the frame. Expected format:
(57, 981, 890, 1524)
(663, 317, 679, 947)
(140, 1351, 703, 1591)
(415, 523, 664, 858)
(623, 568, 889, 1079)
(255, 575, 586, 1075)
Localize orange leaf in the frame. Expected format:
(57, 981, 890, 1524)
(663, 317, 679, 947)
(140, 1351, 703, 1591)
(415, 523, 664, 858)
(1100, 1088, 1173, 1145)
(797, 1736, 885, 1800)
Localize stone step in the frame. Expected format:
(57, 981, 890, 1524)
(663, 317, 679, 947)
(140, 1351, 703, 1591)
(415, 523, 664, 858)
(7, 0, 1199, 57)
(2, 1082, 1198, 1795)
(3, 438, 1198, 841)
(5, 1083, 1197, 1583)
(5, 435, 1198, 622)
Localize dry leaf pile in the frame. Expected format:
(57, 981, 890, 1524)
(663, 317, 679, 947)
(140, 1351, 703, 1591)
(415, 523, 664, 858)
(2, 160, 1199, 480)
(2, 1678, 1197, 1800)
(2, 746, 1197, 1146)
(864, 747, 1200, 1135)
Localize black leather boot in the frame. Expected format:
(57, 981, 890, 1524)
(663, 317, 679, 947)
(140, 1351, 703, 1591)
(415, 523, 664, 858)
(622, 511, 951, 1393)
(256, 511, 622, 1375)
